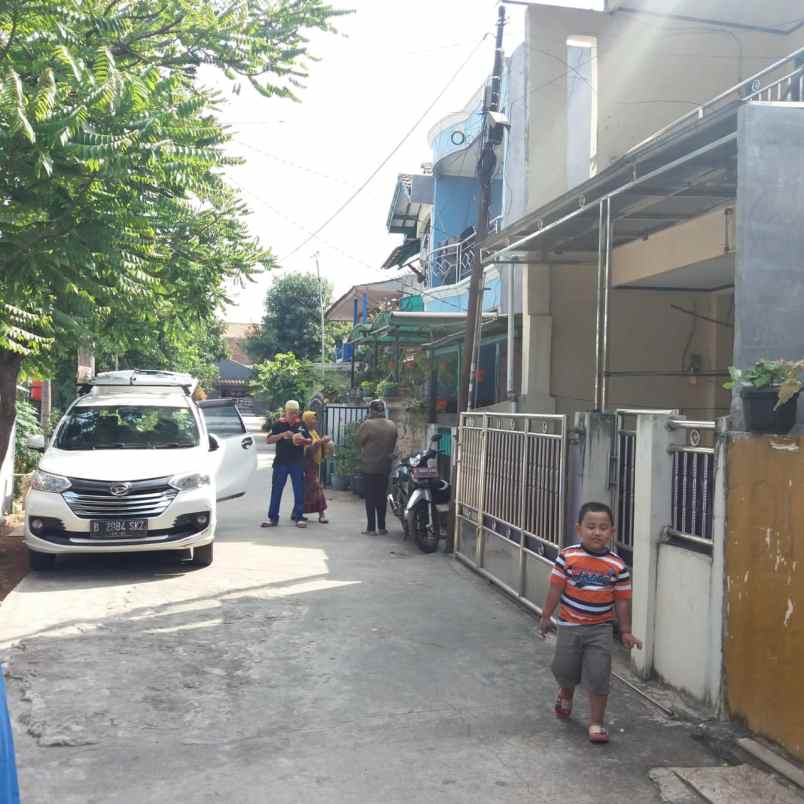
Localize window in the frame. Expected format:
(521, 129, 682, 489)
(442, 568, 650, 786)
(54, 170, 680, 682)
(566, 36, 598, 188)
(434, 350, 459, 414)
(56, 405, 199, 450)
(200, 404, 246, 436)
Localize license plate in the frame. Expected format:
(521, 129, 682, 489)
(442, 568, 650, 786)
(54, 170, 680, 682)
(89, 519, 148, 537)
(413, 467, 439, 480)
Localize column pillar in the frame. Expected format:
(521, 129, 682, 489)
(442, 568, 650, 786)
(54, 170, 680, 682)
(631, 413, 685, 678)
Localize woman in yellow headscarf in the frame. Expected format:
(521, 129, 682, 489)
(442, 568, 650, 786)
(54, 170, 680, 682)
(302, 410, 331, 523)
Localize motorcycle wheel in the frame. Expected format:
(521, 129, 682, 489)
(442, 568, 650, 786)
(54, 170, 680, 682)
(407, 502, 439, 554)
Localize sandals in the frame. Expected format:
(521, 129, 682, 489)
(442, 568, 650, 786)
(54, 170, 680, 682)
(588, 724, 609, 744)
(554, 695, 573, 719)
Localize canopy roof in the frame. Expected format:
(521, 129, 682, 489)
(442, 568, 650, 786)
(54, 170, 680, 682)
(484, 46, 804, 273)
(349, 310, 498, 347)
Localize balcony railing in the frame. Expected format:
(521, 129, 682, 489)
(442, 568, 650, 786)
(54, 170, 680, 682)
(423, 233, 476, 287)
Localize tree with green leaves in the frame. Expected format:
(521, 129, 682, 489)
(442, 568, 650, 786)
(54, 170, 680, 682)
(250, 352, 315, 413)
(0, 0, 345, 468)
(247, 272, 336, 363)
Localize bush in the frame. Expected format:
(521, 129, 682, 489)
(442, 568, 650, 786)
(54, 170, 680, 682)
(334, 422, 360, 477)
(376, 378, 399, 398)
(358, 379, 376, 399)
(14, 398, 42, 476)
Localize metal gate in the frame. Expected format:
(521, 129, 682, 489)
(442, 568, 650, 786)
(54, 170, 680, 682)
(320, 404, 369, 486)
(321, 404, 369, 446)
(454, 412, 568, 614)
(614, 409, 677, 564)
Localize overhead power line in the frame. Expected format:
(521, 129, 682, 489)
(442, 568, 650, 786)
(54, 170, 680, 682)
(280, 34, 492, 263)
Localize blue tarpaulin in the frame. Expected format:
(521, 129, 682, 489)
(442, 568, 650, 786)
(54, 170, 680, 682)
(0, 673, 20, 804)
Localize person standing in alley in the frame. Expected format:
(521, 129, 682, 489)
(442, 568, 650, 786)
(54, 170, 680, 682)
(302, 410, 332, 524)
(262, 400, 311, 529)
(356, 399, 397, 536)
(538, 501, 641, 744)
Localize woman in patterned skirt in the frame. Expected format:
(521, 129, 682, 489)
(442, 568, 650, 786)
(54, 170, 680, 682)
(302, 411, 331, 523)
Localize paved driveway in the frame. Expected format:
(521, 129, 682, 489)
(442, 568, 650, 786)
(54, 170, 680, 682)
(1, 423, 719, 803)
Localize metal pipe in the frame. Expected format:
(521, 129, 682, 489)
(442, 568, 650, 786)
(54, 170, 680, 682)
(486, 132, 738, 264)
(610, 672, 675, 717)
(668, 420, 717, 430)
(601, 198, 612, 412)
(506, 262, 516, 405)
(664, 528, 714, 548)
(594, 201, 605, 410)
(606, 370, 728, 378)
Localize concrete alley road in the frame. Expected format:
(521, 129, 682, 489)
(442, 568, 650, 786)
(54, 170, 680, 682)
(2, 421, 723, 803)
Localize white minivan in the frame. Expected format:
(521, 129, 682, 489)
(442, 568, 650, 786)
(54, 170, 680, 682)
(24, 370, 257, 570)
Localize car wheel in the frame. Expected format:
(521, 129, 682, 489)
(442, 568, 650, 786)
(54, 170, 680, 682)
(191, 542, 213, 567)
(28, 549, 56, 571)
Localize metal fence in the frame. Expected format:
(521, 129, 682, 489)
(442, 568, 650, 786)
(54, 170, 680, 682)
(454, 412, 567, 612)
(614, 409, 677, 564)
(667, 420, 716, 548)
(320, 404, 369, 486)
(424, 234, 475, 287)
(321, 404, 369, 446)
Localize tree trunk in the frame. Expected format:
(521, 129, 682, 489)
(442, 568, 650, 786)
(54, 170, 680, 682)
(0, 349, 23, 471)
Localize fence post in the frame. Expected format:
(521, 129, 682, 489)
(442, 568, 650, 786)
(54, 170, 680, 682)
(572, 411, 616, 514)
(631, 413, 684, 679)
(476, 414, 489, 567)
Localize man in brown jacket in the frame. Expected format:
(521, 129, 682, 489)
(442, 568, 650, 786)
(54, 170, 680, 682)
(356, 399, 398, 535)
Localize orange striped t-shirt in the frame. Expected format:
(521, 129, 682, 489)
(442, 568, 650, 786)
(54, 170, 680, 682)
(549, 543, 631, 626)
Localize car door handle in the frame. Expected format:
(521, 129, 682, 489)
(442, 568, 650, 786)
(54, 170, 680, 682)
(241, 437, 254, 449)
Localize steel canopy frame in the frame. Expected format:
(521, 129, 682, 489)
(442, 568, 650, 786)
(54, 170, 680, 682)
(483, 131, 738, 411)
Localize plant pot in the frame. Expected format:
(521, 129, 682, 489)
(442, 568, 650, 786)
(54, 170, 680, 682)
(331, 474, 350, 492)
(741, 387, 799, 434)
(351, 473, 365, 498)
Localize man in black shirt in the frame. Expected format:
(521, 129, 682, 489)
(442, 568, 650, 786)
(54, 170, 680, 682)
(262, 400, 311, 528)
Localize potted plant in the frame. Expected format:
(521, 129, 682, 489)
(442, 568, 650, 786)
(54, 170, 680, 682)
(331, 423, 360, 492)
(725, 359, 804, 434)
(359, 380, 376, 400)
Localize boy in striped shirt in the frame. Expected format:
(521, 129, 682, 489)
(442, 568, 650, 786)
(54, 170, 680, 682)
(538, 501, 641, 744)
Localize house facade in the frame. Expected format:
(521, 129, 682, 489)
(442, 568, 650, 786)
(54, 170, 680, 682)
(451, 0, 804, 764)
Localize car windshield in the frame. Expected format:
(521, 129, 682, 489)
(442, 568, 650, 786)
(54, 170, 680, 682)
(55, 405, 200, 451)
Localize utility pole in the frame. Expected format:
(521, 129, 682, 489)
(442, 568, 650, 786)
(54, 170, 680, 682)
(448, 5, 506, 555)
(313, 252, 326, 381)
(459, 4, 506, 413)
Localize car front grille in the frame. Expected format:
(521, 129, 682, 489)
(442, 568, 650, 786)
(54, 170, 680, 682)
(63, 476, 178, 519)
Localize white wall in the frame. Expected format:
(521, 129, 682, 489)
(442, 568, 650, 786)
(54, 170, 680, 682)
(0, 422, 15, 515)
(547, 264, 732, 421)
(654, 545, 714, 702)
(525, 4, 804, 210)
(630, 413, 726, 711)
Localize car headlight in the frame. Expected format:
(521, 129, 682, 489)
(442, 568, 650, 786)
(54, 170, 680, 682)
(30, 470, 72, 494)
(168, 472, 211, 492)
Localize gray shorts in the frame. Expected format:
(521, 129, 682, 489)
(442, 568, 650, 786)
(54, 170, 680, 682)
(551, 623, 613, 696)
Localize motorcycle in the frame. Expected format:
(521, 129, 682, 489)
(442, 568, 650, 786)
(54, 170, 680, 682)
(388, 434, 451, 554)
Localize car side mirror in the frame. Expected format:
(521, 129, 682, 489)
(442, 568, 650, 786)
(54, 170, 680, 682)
(27, 434, 46, 452)
(208, 434, 220, 452)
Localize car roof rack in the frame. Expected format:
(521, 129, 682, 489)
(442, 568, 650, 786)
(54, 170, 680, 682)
(77, 370, 197, 397)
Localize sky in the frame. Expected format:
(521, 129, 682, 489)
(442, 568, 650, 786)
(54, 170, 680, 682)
(219, 0, 603, 324)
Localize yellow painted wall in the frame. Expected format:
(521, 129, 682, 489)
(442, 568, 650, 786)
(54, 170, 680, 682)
(726, 436, 804, 761)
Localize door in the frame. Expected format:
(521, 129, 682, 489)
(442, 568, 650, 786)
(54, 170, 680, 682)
(197, 399, 257, 501)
